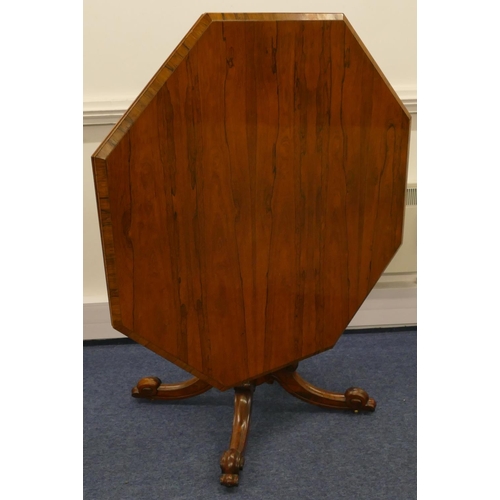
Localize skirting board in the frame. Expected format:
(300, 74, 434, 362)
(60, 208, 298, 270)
(83, 283, 417, 340)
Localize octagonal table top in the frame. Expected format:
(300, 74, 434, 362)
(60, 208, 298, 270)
(92, 13, 411, 390)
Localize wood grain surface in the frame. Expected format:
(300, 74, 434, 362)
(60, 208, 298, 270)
(93, 13, 410, 390)
(220, 383, 254, 486)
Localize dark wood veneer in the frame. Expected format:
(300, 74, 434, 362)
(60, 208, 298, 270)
(93, 13, 410, 391)
(93, 12, 410, 487)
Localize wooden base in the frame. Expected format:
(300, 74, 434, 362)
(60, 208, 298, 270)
(219, 383, 254, 486)
(132, 363, 376, 487)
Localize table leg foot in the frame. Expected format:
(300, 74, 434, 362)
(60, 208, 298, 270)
(131, 376, 212, 401)
(271, 364, 376, 412)
(219, 383, 254, 487)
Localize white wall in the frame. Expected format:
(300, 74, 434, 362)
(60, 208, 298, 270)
(84, 0, 416, 102)
(83, 1, 417, 335)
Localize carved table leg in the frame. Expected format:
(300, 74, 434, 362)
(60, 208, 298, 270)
(132, 376, 212, 400)
(220, 383, 255, 487)
(132, 365, 373, 487)
(271, 364, 376, 412)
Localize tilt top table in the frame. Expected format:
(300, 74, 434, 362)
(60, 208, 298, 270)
(92, 13, 410, 487)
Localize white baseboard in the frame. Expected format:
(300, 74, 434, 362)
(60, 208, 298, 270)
(83, 278, 416, 340)
(347, 285, 417, 329)
(83, 302, 126, 340)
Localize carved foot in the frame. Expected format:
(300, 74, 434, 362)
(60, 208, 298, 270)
(220, 449, 244, 486)
(131, 376, 212, 401)
(271, 365, 376, 412)
(220, 383, 254, 487)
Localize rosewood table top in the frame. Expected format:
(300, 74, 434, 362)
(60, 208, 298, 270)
(92, 13, 410, 390)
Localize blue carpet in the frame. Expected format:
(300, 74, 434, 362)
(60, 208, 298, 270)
(84, 330, 416, 499)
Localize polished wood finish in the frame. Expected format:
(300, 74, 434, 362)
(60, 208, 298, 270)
(93, 13, 404, 487)
(219, 384, 255, 487)
(132, 363, 375, 486)
(92, 13, 410, 391)
(270, 364, 376, 412)
(131, 376, 211, 400)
